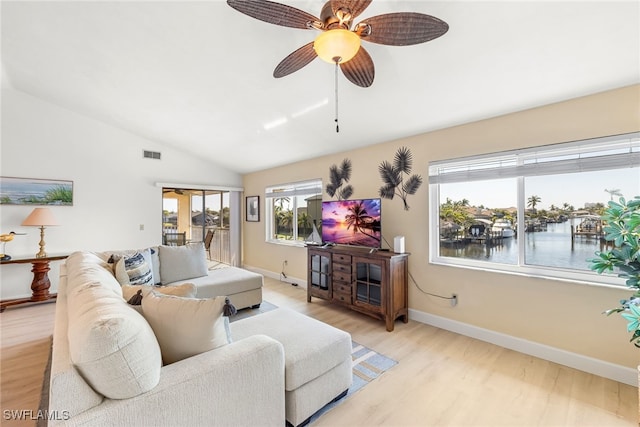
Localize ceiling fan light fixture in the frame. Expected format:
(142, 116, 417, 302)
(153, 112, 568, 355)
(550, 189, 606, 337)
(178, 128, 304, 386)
(314, 29, 361, 64)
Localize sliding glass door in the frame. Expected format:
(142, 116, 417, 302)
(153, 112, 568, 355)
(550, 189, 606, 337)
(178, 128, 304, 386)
(162, 188, 232, 264)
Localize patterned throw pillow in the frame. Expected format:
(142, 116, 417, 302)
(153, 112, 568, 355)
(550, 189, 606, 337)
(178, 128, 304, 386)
(115, 251, 153, 286)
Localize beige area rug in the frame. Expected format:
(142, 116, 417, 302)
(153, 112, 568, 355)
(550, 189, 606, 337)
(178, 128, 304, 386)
(308, 341, 397, 424)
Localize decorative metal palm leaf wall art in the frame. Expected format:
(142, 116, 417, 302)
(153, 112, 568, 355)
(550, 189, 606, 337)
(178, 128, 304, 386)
(323, 148, 422, 212)
(378, 147, 422, 210)
(326, 158, 353, 200)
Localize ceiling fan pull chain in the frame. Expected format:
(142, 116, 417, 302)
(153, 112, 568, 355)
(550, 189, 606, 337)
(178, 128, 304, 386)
(334, 61, 339, 133)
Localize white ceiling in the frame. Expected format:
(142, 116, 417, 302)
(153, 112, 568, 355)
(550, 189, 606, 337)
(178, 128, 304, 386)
(2, 1, 639, 174)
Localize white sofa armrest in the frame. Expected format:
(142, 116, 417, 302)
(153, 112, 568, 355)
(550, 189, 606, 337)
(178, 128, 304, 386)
(61, 335, 285, 427)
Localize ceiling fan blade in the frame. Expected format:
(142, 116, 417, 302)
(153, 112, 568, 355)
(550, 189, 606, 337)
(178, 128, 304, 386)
(358, 12, 449, 46)
(330, 0, 372, 21)
(227, 0, 319, 29)
(273, 42, 317, 78)
(340, 46, 374, 87)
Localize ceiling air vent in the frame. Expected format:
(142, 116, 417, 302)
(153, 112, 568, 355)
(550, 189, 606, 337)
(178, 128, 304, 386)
(143, 150, 161, 160)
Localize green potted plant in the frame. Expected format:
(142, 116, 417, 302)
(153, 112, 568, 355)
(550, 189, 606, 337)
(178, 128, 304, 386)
(589, 196, 640, 347)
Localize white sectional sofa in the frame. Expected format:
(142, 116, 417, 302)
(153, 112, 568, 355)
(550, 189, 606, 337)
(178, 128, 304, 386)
(49, 251, 285, 426)
(48, 248, 352, 427)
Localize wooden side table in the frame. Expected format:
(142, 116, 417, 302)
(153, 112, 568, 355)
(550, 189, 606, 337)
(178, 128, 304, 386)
(0, 254, 68, 312)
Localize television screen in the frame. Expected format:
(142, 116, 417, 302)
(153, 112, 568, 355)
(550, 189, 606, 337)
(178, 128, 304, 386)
(321, 198, 382, 248)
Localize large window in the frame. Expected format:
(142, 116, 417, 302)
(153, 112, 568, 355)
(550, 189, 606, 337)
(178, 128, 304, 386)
(265, 179, 322, 246)
(429, 132, 640, 285)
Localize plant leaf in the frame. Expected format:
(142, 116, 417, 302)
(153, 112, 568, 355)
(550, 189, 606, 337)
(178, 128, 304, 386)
(328, 164, 341, 187)
(379, 184, 395, 200)
(378, 161, 401, 187)
(403, 174, 423, 195)
(340, 158, 352, 182)
(393, 146, 413, 174)
(325, 183, 336, 197)
(339, 185, 353, 201)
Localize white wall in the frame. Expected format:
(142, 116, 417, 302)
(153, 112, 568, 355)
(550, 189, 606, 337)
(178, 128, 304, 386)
(0, 88, 241, 299)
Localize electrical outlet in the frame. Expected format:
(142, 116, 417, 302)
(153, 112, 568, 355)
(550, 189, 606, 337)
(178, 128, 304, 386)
(451, 294, 458, 307)
(139, 224, 144, 231)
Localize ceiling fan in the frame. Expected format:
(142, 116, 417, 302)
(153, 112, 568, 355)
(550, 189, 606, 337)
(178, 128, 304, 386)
(227, 0, 449, 88)
(163, 189, 185, 195)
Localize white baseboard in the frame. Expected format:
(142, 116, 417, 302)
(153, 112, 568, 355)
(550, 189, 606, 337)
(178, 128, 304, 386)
(241, 265, 636, 387)
(243, 265, 307, 289)
(409, 308, 638, 387)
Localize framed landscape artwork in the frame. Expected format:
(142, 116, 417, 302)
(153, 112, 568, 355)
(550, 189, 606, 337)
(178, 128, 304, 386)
(0, 176, 73, 206)
(246, 196, 259, 222)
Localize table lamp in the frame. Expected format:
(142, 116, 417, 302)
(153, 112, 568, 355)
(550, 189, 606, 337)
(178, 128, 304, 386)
(21, 208, 59, 258)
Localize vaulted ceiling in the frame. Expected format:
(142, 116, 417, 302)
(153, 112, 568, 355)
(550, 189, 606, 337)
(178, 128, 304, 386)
(2, 1, 638, 173)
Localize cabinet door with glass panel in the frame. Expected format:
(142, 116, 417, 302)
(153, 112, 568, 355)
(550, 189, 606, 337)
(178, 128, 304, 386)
(353, 257, 385, 314)
(307, 249, 331, 301)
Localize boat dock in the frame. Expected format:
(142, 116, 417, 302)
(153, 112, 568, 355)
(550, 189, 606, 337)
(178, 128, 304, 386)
(440, 229, 509, 247)
(570, 215, 605, 242)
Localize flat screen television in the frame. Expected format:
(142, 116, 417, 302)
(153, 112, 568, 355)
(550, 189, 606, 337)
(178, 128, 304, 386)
(321, 198, 382, 248)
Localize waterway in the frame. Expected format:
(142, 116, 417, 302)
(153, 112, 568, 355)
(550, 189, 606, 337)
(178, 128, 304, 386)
(440, 220, 610, 271)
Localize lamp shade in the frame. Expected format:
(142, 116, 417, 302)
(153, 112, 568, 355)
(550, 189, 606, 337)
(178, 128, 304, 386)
(314, 29, 361, 64)
(22, 208, 59, 227)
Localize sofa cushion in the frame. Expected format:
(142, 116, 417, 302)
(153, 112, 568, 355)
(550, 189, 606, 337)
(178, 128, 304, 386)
(158, 243, 208, 284)
(66, 254, 162, 399)
(230, 307, 351, 391)
(142, 291, 230, 364)
(121, 282, 197, 301)
(165, 266, 263, 298)
(49, 272, 105, 418)
(65, 251, 123, 297)
(114, 250, 154, 286)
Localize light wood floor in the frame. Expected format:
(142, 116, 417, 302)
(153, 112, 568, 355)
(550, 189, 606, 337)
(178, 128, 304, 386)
(1, 277, 638, 426)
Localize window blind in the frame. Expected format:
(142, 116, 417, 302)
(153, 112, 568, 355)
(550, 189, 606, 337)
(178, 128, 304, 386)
(429, 132, 640, 184)
(265, 179, 322, 198)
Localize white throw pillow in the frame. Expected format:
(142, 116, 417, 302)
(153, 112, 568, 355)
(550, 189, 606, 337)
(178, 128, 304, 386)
(158, 243, 208, 284)
(114, 250, 153, 286)
(141, 291, 230, 364)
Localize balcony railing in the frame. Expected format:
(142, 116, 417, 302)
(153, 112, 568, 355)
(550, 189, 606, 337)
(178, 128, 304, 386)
(191, 226, 231, 265)
(162, 226, 231, 264)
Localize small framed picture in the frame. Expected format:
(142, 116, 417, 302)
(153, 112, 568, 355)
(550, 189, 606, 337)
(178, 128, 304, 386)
(246, 196, 260, 222)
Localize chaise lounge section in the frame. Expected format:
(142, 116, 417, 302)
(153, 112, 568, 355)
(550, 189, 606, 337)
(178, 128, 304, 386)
(103, 242, 263, 310)
(231, 307, 353, 426)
